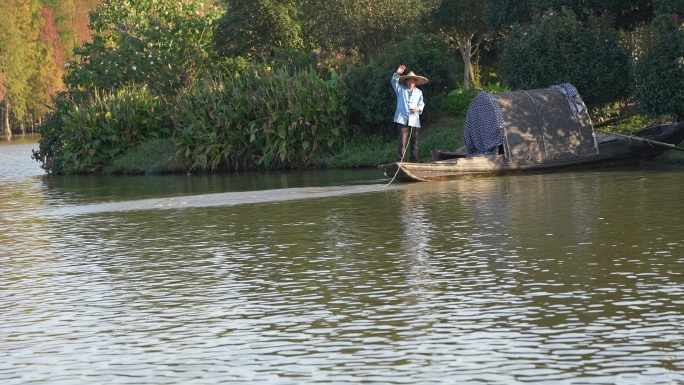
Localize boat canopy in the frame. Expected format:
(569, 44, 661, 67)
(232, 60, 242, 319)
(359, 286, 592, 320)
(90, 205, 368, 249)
(463, 84, 598, 163)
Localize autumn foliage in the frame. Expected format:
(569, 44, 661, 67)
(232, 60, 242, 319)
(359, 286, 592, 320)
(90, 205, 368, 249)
(0, 0, 98, 135)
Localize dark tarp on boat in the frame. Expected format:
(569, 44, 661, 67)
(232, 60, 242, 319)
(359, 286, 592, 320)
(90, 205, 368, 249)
(463, 84, 598, 163)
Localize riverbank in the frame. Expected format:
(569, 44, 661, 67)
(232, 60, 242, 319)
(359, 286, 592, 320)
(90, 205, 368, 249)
(15, 113, 676, 176)
(98, 114, 684, 176)
(99, 115, 467, 175)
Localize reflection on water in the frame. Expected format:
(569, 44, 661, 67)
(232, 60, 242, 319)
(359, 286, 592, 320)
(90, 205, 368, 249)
(2, 141, 684, 384)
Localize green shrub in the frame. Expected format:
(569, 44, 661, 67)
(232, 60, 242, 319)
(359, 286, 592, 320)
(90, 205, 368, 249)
(64, 0, 222, 100)
(345, 34, 460, 132)
(33, 86, 171, 173)
(32, 93, 70, 173)
(635, 14, 684, 119)
(499, 9, 632, 111)
(438, 83, 509, 117)
(654, 0, 684, 14)
(172, 67, 348, 171)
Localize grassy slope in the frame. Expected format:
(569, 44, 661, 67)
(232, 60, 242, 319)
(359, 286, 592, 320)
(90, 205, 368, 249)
(313, 115, 466, 168)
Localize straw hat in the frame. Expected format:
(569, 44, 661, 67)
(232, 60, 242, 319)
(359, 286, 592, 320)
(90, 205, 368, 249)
(399, 71, 429, 86)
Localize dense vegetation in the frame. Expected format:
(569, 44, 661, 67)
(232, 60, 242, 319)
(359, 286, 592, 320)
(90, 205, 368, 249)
(499, 9, 632, 109)
(635, 13, 684, 118)
(2, 0, 683, 173)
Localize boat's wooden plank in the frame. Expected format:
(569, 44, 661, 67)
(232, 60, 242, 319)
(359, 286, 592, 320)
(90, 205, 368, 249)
(380, 121, 684, 182)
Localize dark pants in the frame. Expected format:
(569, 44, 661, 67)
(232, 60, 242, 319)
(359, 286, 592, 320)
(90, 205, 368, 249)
(397, 123, 418, 162)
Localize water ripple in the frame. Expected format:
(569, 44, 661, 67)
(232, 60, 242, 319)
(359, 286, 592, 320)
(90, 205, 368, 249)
(2, 142, 684, 384)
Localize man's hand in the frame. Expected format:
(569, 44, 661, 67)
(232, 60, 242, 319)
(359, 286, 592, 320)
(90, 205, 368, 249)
(396, 65, 406, 75)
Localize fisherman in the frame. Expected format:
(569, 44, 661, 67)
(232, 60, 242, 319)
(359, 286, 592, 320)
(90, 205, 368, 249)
(392, 65, 428, 162)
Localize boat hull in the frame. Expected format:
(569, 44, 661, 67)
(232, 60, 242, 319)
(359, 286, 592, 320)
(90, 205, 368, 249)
(379, 122, 684, 182)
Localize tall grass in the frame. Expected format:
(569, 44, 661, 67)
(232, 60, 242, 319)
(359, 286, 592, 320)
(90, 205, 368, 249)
(171, 67, 349, 171)
(33, 85, 171, 173)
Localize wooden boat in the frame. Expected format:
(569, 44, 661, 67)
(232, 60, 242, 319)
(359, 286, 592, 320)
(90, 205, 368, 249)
(380, 121, 684, 182)
(380, 85, 684, 182)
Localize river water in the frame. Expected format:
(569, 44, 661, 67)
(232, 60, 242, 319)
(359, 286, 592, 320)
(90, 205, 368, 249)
(2, 137, 683, 384)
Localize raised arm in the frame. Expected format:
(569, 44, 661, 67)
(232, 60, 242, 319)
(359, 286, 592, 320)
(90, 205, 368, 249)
(391, 64, 406, 93)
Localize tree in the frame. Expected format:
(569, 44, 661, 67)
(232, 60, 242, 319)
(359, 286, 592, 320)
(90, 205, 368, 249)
(214, 0, 305, 60)
(27, 6, 63, 128)
(41, 0, 100, 62)
(482, 0, 553, 36)
(561, 0, 654, 58)
(300, 0, 438, 63)
(635, 14, 684, 119)
(499, 9, 631, 110)
(0, 83, 7, 136)
(0, 0, 98, 136)
(431, 0, 487, 91)
(0, 0, 41, 136)
(64, 0, 222, 97)
(483, 0, 654, 35)
(654, 0, 684, 16)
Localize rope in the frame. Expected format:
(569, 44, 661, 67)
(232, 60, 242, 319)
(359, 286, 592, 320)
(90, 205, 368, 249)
(384, 126, 413, 187)
(597, 129, 684, 152)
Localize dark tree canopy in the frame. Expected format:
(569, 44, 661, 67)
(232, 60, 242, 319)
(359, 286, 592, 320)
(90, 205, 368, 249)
(635, 14, 684, 119)
(214, 0, 305, 59)
(561, 0, 653, 31)
(654, 0, 684, 15)
(482, 0, 554, 35)
(483, 0, 654, 34)
(298, 0, 437, 63)
(499, 9, 632, 110)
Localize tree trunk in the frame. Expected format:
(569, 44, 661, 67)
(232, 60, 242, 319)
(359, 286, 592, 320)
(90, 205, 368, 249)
(470, 62, 476, 87)
(1, 96, 11, 137)
(626, 30, 638, 60)
(457, 34, 477, 92)
(462, 53, 471, 92)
